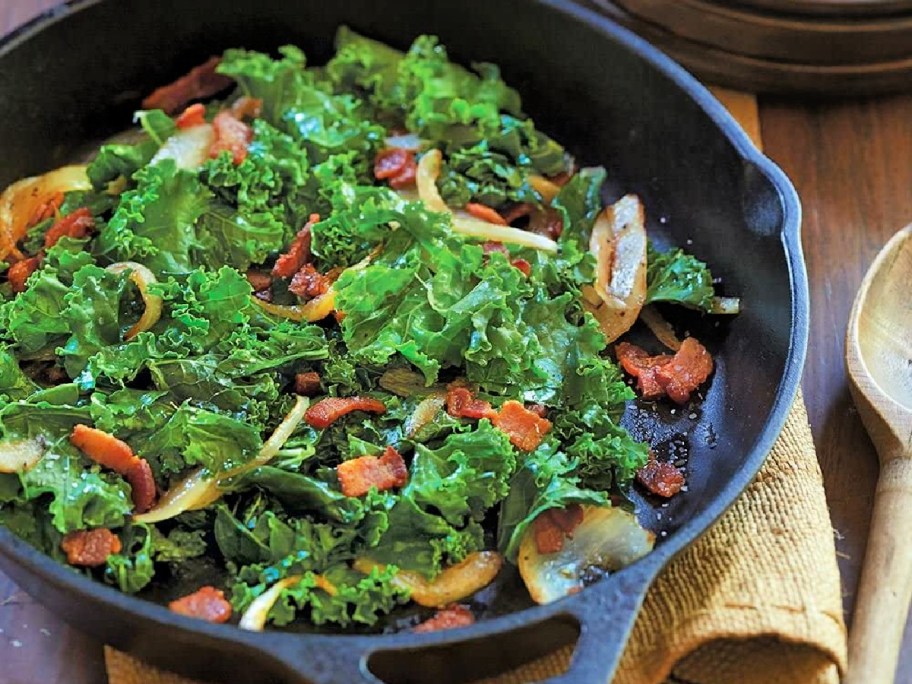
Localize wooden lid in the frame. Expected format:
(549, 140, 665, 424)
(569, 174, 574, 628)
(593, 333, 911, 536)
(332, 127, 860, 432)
(583, 0, 912, 94)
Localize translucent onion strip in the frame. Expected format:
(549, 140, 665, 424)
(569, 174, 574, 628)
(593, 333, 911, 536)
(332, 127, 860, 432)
(639, 305, 682, 351)
(0, 438, 46, 474)
(134, 396, 310, 523)
(105, 262, 163, 340)
(239, 575, 302, 632)
(416, 150, 558, 253)
(150, 124, 215, 171)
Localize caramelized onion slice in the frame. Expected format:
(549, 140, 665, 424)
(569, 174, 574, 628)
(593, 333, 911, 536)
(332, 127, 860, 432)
(416, 150, 558, 253)
(519, 505, 655, 605)
(404, 392, 446, 438)
(710, 296, 741, 315)
(528, 175, 561, 204)
(0, 165, 91, 261)
(354, 551, 503, 608)
(135, 396, 310, 523)
(584, 195, 648, 342)
(105, 262, 162, 340)
(151, 124, 215, 171)
(0, 438, 46, 474)
(253, 289, 336, 322)
(238, 575, 302, 631)
(639, 305, 682, 352)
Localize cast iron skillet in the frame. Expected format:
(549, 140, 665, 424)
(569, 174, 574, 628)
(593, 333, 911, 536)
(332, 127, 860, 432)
(0, 1, 808, 682)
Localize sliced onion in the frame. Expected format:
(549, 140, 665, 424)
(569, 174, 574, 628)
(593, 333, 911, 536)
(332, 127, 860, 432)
(0, 165, 91, 261)
(519, 505, 655, 605)
(355, 551, 503, 608)
(253, 289, 336, 322)
(639, 305, 682, 351)
(105, 262, 162, 340)
(151, 124, 215, 171)
(416, 150, 558, 253)
(135, 396, 310, 523)
(0, 438, 46, 474)
(528, 175, 561, 204)
(710, 296, 741, 315)
(384, 133, 423, 152)
(404, 392, 446, 438)
(239, 575, 302, 631)
(584, 195, 648, 343)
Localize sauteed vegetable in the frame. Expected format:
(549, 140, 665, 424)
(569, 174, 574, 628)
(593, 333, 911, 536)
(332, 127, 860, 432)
(0, 28, 735, 632)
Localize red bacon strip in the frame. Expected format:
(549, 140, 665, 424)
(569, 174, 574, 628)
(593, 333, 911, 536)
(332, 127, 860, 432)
(70, 425, 156, 512)
(413, 605, 475, 633)
(168, 586, 233, 623)
(288, 263, 330, 300)
(637, 456, 685, 498)
(532, 505, 584, 554)
(465, 202, 507, 226)
(304, 396, 387, 429)
(7, 256, 41, 294)
(273, 215, 318, 279)
(44, 207, 95, 249)
(446, 386, 495, 421)
(293, 371, 322, 397)
(61, 528, 122, 567)
(141, 56, 233, 115)
(175, 103, 206, 129)
(616, 338, 713, 405)
(336, 446, 408, 497)
(209, 110, 253, 165)
(491, 400, 552, 452)
(373, 148, 417, 189)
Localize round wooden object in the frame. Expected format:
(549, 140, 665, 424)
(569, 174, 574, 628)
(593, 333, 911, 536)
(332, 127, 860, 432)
(583, 0, 912, 95)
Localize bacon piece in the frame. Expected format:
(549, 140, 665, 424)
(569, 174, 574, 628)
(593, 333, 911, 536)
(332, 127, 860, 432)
(29, 191, 64, 227)
(273, 216, 318, 279)
(70, 424, 139, 474)
(125, 458, 157, 514)
(209, 110, 253, 165)
(615, 342, 673, 400)
(293, 371, 322, 397)
(465, 202, 507, 226)
(44, 208, 95, 249)
(61, 528, 122, 567)
(490, 400, 552, 452)
(304, 396, 387, 429)
(637, 456, 685, 498)
(389, 161, 417, 189)
(446, 386, 495, 421)
(246, 270, 272, 292)
(511, 258, 531, 277)
(288, 263, 330, 300)
(230, 96, 263, 121)
(654, 337, 714, 404)
(532, 505, 584, 554)
(168, 586, 232, 623)
(175, 103, 206, 129)
(482, 241, 509, 256)
(500, 203, 534, 225)
(142, 56, 233, 115)
(413, 604, 475, 633)
(374, 148, 411, 180)
(7, 256, 41, 293)
(337, 446, 408, 497)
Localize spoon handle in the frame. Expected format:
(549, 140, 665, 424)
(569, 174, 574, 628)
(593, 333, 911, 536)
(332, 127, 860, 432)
(847, 458, 912, 684)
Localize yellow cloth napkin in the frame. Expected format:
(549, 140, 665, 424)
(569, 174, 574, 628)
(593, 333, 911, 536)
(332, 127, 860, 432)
(106, 92, 848, 684)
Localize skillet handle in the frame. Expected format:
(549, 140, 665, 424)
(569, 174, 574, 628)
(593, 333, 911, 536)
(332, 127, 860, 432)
(541, 566, 656, 684)
(252, 635, 381, 684)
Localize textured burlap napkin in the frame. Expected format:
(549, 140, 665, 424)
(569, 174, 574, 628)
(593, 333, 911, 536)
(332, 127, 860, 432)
(105, 92, 847, 684)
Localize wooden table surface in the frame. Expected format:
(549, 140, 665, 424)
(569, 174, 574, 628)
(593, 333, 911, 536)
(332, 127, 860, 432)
(3, 2, 912, 683)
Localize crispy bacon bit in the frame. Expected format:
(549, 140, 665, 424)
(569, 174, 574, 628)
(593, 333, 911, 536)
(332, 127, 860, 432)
(7, 256, 41, 293)
(466, 202, 507, 226)
(175, 103, 207, 129)
(246, 270, 272, 292)
(500, 203, 534, 225)
(273, 216, 318, 279)
(413, 605, 475, 633)
(44, 207, 95, 249)
(29, 191, 65, 227)
(511, 258, 532, 277)
(491, 400, 552, 452)
(374, 148, 418, 189)
(289, 263, 330, 300)
(482, 241, 509, 256)
(70, 424, 139, 474)
(304, 396, 387, 429)
(293, 371, 322, 397)
(230, 96, 263, 121)
(125, 458, 157, 514)
(61, 528, 122, 567)
(168, 586, 232, 623)
(637, 456, 685, 498)
(142, 56, 233, 115)
(209, 110, 253, 165)
(337, 446, 408, 497)
(526, 403, 548, 419)
(532, 505, 584, 554)
(616, 338, 713, 404)
(615, 342, 673, 400)
(655, 337, 714, 404)
(446, 386, 495, 420)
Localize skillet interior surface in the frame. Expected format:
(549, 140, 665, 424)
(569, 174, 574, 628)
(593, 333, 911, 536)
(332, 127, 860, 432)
(0, 1, 807, 682)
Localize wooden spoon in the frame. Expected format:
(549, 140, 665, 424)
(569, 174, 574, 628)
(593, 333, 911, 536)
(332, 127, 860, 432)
(845, 224, 912, 684)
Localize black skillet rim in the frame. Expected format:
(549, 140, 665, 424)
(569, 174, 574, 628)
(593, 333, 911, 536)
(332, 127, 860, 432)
(0, 0, 809, 658)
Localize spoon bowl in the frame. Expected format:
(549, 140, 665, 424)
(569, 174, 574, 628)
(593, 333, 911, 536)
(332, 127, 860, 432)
(845, 223, 912, 684)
